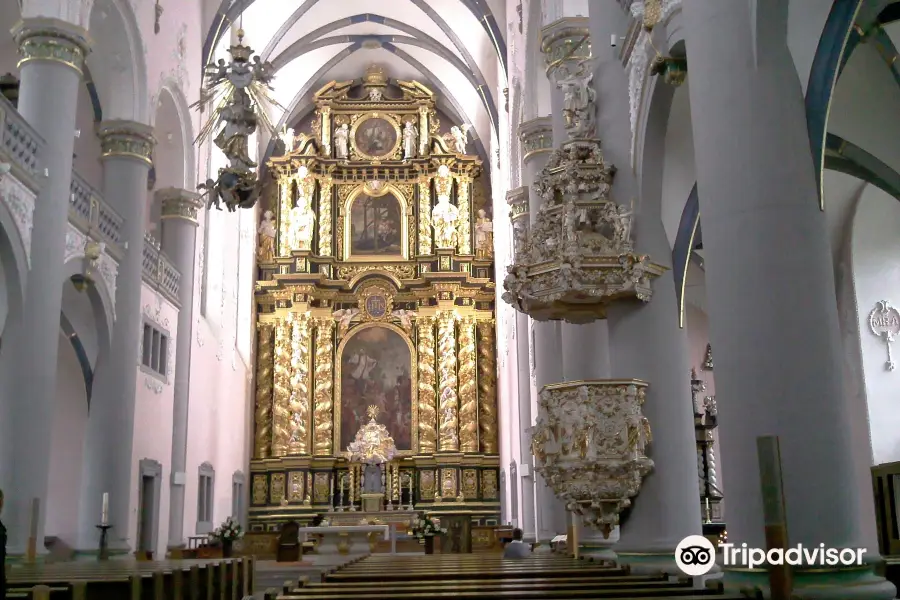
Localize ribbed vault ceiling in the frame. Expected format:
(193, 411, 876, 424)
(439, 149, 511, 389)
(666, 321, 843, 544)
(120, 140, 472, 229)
(203, 0, 507, 161)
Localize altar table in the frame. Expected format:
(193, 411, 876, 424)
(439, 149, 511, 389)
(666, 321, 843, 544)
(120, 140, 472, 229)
(297, 525, 390, 555)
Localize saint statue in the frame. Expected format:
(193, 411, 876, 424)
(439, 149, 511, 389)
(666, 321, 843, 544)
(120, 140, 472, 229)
(214, 91, 258, 171)
(402, 122, 417, 160)
(334, 123, 350, 159)
(474, 209, 494, 259)
(556, 63, 596, 137)
(431, 195, 459, 249)
(290, 167, 316, 250)
(257, 210, 276, 262)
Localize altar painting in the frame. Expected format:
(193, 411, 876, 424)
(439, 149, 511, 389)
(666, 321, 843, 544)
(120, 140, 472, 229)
(354, 117, 398, 158)
(339, 325, 413, 451)
(349, 193, 403, 257)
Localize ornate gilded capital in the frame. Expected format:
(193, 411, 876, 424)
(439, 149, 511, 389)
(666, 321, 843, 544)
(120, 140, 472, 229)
(97, 120, 156, 165)
(540, 17, 591, 77)
(157, 187, 203, 225)
(518, 117, 553, 161)
(12, 17, 92, 76)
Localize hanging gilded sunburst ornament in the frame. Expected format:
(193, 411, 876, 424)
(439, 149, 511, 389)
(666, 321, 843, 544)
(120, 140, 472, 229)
(192, 29, 284, 212)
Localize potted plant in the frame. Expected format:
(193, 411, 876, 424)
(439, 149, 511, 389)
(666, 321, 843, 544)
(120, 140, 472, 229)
(210, 516, 243, 558)
(409, 515, 446, 555)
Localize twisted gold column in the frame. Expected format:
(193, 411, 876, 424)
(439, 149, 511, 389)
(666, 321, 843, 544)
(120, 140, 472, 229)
(455, 175, 471, 254)
(437, 311, 459, 452)
(416, 316, 437, 453)
(271, 318, 293, 456)
(477, 320, 498, 454)
(313, 318, 335, 455)
(254, 323, 275, 458)
(418, 178, 432, 255)
(278, 177, 293, 255)
(318, 177, 333, 256)
(457, 316, 478, 452)
(288, 312, 312, 455)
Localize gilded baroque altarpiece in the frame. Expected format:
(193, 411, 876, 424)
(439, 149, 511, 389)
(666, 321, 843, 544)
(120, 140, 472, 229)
(249, 67, 499, 533)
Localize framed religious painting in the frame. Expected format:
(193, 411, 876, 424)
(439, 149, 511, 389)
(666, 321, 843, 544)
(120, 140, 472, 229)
(336, 323, 417, 453)
(351, 114, 400, 160)
(343, 184, 408, 261)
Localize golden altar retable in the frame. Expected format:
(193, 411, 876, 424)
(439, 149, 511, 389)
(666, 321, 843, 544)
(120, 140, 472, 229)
(247, 65, 499, 538)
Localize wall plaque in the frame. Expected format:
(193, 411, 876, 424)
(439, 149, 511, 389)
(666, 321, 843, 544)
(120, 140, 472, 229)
(869, 300, 900, 371)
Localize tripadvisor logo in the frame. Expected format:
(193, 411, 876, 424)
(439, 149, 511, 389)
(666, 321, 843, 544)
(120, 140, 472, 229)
(675, 535, 866, 576)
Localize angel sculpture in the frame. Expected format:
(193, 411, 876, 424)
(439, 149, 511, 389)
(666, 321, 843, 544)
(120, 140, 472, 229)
(279, 126, 295, 153)
(332, 308, 359, 337)
(392, 309, 418, 333)
(450, 124, 472, 154)
(192, 29, 285, 211)
(197, 178, 222, 211)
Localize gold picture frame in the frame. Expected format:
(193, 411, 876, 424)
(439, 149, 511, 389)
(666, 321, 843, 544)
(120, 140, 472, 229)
(334, 321, 419, 456)
(350, 112, 402, 161)
(342, 183, 410, 262)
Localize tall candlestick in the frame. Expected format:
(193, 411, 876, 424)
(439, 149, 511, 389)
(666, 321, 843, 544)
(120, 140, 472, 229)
(101, 492, 109, 526)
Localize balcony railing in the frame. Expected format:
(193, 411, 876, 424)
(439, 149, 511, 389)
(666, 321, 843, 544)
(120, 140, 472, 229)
(142, 232, 181, 307)
(0, 93, 43, 185)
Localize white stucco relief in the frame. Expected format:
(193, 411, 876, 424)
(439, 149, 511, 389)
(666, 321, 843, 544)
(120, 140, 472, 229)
(627, 0, 681, 159)
(65, 223, 119, 318)
(0, 174, 36, 268)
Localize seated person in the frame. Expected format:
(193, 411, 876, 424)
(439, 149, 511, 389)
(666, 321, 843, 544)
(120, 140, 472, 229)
(310, 514, 325, 527)
(502, 528, 531, 558)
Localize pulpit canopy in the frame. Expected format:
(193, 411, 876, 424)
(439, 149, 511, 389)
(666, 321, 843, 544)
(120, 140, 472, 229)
(346, 406, 397, 465)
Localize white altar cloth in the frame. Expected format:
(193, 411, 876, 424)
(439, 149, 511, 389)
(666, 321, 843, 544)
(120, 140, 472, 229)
(297, 524, 390, 555)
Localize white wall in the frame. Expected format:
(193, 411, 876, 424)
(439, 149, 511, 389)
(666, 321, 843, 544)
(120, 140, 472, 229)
(45, 333, 89, 542)
(184, 201, 252, 539)
(128, 288, 179, 558)
(851, 185, 900, 466)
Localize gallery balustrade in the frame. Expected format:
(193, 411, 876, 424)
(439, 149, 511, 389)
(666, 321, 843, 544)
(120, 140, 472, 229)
(1, 94, 181, 305)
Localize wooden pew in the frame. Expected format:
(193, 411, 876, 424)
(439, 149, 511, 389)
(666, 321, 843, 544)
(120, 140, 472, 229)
(5, 557, 253, 600)
(268, 554, 745, 600)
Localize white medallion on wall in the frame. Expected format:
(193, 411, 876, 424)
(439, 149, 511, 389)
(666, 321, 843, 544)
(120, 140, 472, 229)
(869, 300, 900, 371)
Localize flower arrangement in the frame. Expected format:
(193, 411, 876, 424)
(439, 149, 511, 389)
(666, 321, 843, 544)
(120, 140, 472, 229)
(210, 516, 244, 543)
(410, 515, 446, 540)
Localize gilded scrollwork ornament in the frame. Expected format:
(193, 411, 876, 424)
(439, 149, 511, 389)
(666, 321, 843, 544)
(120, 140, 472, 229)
(288, 312, 312, 455)
(476, 320, 498, 454)
(531, 380, 653, 536)
(271, 318, 293, 456)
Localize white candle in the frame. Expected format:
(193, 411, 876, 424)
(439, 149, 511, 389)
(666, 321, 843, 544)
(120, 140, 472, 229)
(101, 493, 109, 526)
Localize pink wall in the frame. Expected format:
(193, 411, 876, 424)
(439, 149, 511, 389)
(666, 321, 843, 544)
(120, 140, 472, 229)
(46, 333, 89, 542)
(128, 289, 178, 558)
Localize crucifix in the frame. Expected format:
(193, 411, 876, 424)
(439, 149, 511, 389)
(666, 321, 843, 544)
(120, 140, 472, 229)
(154, 0, 163, 34)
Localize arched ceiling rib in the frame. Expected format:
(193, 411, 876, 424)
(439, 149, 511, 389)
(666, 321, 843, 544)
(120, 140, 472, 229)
(203, 0, 504, 154)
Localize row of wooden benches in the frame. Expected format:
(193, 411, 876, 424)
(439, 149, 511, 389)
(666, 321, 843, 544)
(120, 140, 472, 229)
(5, 557, 254, 600)
(263, 553, 751, 600)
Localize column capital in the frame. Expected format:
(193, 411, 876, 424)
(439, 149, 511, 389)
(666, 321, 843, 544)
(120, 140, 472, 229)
(157, 187, 203, 226)
(97, 120, 155, 165)
(540, 17, 591, 77)
(12, 17, 92, 76)
(518, 117, 553, 161)
(506, 186, 529, 219)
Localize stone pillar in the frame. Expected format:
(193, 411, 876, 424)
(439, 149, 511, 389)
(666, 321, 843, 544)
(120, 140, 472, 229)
(0, 18, 91, 555)
(158, 188, 202, 550)
(579, 3, 701, 573)
(683, 2, 893, 597)
(507, 185, 535, 541)
(518, 115, 565, 543)
(78, 121, 155, 552)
